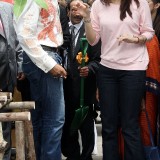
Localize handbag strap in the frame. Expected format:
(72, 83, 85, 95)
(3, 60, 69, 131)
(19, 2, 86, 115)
(157, 98, 160, 146)
(144, 107, 155, 147)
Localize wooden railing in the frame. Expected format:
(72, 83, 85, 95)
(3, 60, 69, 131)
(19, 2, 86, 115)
(0, 92, 36, 160)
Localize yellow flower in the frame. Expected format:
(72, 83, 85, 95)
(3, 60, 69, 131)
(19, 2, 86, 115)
(76, 52, 89, 64)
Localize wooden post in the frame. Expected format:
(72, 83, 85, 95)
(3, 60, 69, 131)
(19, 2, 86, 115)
(0, 112, 30, 121)
(15, 121, 25, 160)
(24, 121, 36, 160)
(0, 122, 7, 159)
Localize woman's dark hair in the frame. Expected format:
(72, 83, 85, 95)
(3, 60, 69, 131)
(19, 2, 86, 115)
(152, 0, 160, 42)
(152, 0, 160, 3)
(100, 0, 140, 20)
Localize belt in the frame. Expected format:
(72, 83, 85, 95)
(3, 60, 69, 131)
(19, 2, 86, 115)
(41, 45, 59, 53)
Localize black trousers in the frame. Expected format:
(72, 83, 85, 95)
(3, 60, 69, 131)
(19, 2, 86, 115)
(97, 64, 145, 160)
(61, 106, 94, 160)
(17, 78, 31, 101)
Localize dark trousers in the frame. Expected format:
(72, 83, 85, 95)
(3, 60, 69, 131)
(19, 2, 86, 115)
(17, 78, 31, 101)
(61, 106, 94, 160)
(97, 64, 145, 160)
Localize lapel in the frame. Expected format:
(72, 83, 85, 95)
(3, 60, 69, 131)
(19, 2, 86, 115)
(73, 24, 85, 59)
(0, 4, 10, 46)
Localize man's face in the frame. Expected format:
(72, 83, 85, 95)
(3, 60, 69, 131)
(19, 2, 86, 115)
(68, 1, 83, 24)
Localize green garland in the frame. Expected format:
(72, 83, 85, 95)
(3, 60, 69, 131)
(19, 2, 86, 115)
(14, 0, 48, 18)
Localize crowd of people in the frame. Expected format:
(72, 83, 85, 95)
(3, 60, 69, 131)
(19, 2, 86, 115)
(0, 0, 160, 160)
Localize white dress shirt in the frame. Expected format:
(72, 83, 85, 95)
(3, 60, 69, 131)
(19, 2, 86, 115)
(14, 0, 63, 73)
(69, 21, 83, 46)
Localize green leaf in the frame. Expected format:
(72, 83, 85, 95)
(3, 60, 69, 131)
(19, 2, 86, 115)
(14, 0, 27, 18)
(34, 0, 48, 10)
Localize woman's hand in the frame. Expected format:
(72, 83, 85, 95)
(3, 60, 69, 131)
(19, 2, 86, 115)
(73, 1, 91, 19)
(117, 34, 139, 45)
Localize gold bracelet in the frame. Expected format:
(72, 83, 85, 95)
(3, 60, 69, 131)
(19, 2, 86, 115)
(136, 36, 139, 43)
(133, 35, 139, 44)
(142, 36, 147, 43)
(84, 18, 91, 23)
(134, 35, 147, 44)
(138, 36, 147, 44)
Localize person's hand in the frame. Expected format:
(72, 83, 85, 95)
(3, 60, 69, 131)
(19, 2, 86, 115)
(49, 64, 67, 79)
(79, 66, 89, 77)
(17, 72, 26, 80)
(73, 1, 91, 19)
(117, 34, 139, 45)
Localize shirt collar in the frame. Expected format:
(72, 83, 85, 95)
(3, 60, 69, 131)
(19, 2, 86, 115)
(69, 21, 83, 31)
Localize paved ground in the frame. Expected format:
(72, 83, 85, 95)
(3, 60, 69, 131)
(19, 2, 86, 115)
(92, 123, 103, 160)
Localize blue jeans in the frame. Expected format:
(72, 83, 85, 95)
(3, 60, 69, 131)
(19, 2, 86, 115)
(97, 64, 145, 160)
(23, 51, 65, 160)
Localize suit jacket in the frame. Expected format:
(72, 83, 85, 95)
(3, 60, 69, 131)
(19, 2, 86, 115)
(64, 23, 101, 109)
(59, 5, 70, 52)
(0, 2, 22, 91)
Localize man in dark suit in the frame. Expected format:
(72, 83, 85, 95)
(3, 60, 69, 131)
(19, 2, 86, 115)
(0, 2, 23, 160)
(61, 0, 101, 159)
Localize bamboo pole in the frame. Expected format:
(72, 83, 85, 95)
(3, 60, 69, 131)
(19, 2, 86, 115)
(15, 121, 25, 160)
(0, 92, 35, 159)
(0, 112, 30, 121)
(0, 122, 7, 159)
(0, 96, 7, 103)
(0, 97, 8, 109)
(4, 102, 35, 110)
(0, 92, 12, 99)
(0, 92, 12, 108)
(24, 121, 36, 160)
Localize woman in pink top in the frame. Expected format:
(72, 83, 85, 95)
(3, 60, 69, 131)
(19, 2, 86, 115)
(74, 0, 154, 160)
